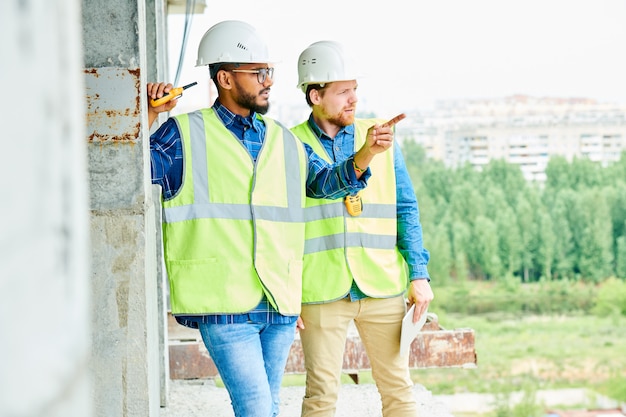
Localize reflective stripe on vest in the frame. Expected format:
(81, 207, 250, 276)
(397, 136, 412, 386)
(163, 109, 306, 315)
(291, 119, 408, 303)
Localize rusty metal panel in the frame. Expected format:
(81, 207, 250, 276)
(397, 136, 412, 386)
(283, 340, 306, 374)
(286, 322, 476, 375)
(341, 336, 372, 373)
(167, 313, 477, 380)
(84, 67, 141, 142)
(168, 341, 219, 380)
(408, 329, 477, 369)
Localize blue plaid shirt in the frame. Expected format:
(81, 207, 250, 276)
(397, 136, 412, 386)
(305, 116, 430, 302)
(150, 101, 369, 327)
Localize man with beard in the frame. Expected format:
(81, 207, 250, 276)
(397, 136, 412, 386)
(290, 40, 434, 417)
(146, 22, 396, 417)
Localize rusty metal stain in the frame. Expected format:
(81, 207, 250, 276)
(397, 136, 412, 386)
(84, 67, 142, 143)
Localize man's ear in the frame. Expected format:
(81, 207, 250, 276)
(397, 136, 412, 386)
(216, 70, 233, 90)
(309, 89, 321, 105)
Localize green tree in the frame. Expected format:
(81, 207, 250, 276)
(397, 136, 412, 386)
(448, 182, 485, 229)
(404, 149, 625, 283)
(482, 159, 527, 208)
(426, 220, 453, 284)
(419, 160, 456, 204)
(514, 194, 539, 282)
(549, 190, 576, 279)
(606, 183, 626, 272)
(400, 138, 427, 176)
(450, 220, 471, 281)
(535, 209, 555, 280)
(616, 234, 626, 279)
(576, 188, 614, 281)
(544, 155, 572, 195)
(470, 215, 503, 279)
(570, 157, 606, 188)
(494, 202, 523, 277)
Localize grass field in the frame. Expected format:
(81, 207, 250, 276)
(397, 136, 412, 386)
(410, 312, 626, 397)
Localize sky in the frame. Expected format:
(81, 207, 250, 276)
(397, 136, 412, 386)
(167, 0, 626, 117)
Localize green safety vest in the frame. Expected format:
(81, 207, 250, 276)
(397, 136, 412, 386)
(163, 109, 307, 316)
(291, 119, 409, 304)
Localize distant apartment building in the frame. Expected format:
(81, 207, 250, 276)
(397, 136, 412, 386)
(397, 95, 626, 182)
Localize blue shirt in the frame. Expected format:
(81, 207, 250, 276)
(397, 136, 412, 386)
(305, 116, 430, 301)
(149, 101, 370, 327)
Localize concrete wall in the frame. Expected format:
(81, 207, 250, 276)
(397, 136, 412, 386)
(0, 0, 93, 416)
(1, 0, 171, 414)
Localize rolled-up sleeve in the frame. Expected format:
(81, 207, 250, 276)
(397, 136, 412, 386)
(304, 143, 370, 199)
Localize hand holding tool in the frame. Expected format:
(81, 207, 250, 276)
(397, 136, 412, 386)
(150, 81, 197, 107)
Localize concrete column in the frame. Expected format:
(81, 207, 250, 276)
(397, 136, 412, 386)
(144, 0, 172, 407)
(0, 0, 93, 416)
(82, 0, 161, 416)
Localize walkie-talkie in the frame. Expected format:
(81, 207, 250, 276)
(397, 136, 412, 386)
(149, 81, 198, 107)
(344, 193, 363, 216)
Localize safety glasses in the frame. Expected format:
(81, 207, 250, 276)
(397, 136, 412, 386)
(229, 67, 274, 84)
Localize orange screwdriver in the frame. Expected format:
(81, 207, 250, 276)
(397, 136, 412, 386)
(150, 81, 198, 107)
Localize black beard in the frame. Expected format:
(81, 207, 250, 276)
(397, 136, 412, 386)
(237, 90, 269, 114)
(233, 82, 270, 114)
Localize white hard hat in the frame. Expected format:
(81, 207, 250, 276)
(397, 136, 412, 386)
(196, 20, 273, 66)
(296, 40, 361, 92)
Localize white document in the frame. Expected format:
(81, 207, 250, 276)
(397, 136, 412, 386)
(399, 304, 428, 356)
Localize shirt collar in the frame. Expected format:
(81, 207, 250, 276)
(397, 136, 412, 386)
(213, 100, 261, 132)
(307, 114, 354, 141)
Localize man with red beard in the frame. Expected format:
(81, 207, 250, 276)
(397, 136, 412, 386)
(291, 40, 434, 417)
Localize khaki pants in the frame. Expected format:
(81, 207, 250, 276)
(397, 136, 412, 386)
(299, 296, 418, 417)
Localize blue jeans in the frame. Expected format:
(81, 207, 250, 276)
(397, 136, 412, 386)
(198, 321, 297, 417)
